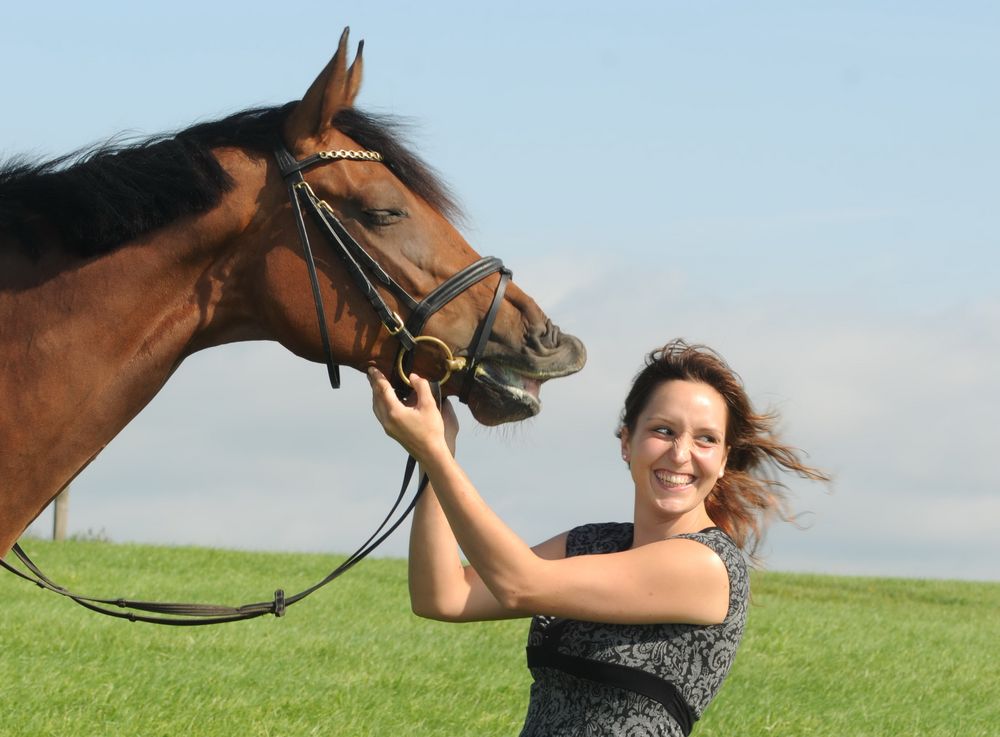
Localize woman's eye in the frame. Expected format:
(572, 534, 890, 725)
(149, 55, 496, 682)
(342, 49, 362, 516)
(654, 427, 675, 437)
(697, 435, 720, 446)
(363, 208, 406, 227)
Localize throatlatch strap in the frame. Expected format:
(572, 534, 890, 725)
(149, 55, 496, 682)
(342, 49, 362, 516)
(285, 177, 341, 389)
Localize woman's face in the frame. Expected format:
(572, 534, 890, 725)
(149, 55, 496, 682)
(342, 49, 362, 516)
(621, 379, 729, 521)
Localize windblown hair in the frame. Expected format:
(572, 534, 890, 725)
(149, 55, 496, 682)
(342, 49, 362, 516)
(0, 104, 458, 259)
(616, 339, 829, 561)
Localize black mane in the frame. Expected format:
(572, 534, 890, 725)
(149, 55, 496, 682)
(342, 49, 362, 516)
(0, 104, 459, 259)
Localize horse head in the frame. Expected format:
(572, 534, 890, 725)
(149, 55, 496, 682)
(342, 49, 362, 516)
(252, 29, 586, 425)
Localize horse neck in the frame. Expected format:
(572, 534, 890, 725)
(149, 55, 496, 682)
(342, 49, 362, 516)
(0, 154, 267, 552)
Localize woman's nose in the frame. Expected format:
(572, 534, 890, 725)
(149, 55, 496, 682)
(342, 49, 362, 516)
(668, 435, 691, 461)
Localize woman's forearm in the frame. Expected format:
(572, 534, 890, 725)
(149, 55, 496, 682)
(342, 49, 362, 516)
(407, 478, 471, 620)
(418, 450, 544, 612)
(369, 370, 544, 617)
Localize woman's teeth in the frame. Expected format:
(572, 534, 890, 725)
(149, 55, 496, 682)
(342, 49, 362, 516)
(655, 471, 695, 486)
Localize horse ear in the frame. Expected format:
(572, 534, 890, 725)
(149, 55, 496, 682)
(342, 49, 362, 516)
(283, 27, 364, 144)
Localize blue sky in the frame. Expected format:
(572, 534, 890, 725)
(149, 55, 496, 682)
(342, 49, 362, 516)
(5, 2, 998, 581)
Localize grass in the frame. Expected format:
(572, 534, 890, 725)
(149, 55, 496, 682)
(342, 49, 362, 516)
(2, 540, 998, 737)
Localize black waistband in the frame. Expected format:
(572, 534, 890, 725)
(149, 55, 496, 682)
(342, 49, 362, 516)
(526, 646, 696, 736)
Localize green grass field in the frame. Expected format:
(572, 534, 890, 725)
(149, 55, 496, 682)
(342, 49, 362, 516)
(2, 540, 998, 737)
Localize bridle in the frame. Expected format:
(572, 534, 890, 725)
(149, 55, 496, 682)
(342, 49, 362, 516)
(0, 142, 512, 624)
(274, 142, 511, 401)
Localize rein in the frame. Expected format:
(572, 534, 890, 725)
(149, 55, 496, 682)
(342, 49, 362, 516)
(1, 142, 510, 624)
(2, 450, 428, 625)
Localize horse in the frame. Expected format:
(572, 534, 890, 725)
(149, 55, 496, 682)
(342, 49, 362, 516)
(0, 28, 586, 560)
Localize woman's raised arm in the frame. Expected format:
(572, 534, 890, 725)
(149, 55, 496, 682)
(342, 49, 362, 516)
(370, 369, 730, 626)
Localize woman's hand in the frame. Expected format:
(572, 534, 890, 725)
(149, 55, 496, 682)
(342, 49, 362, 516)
(367, 367, 457, 463)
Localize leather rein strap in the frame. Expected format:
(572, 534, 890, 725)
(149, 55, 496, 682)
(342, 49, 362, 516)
(3, 449, 430, 625)
(1, 141, 511, 625)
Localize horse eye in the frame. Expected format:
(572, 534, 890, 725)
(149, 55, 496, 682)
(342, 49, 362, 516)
(363, 208, 406, 227)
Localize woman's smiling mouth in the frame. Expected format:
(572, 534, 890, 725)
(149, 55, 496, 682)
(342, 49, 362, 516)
(654, 470, 697, 489)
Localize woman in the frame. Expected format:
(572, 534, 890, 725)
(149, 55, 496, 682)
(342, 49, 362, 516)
(368, 339, 828, 736)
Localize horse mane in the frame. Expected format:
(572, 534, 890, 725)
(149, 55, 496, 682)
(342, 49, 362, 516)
(0, 104, 459, 259)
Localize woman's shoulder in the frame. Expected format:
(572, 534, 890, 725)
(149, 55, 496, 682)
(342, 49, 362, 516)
(675, 527, 751, 608)
(675, 527, 746, 568)
(566, 521, 633, 556)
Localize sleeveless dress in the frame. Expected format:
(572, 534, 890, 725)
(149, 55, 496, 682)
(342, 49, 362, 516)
(518, 523, 749, 737)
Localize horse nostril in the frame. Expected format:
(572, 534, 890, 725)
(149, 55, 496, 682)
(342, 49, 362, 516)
(526, 319, 563, 352)
(541, 320, 562, 349)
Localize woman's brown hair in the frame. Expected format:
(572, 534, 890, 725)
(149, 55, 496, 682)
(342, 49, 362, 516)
(617, 339, 829, 560)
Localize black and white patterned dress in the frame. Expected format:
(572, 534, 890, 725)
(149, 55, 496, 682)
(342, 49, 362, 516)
(519, 522, 749, 737)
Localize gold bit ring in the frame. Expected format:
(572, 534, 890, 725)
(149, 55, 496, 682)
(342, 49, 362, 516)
(396, 335, 468, 387)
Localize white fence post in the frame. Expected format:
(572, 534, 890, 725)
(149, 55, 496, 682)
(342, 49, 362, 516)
(52, 487, 70, 541)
